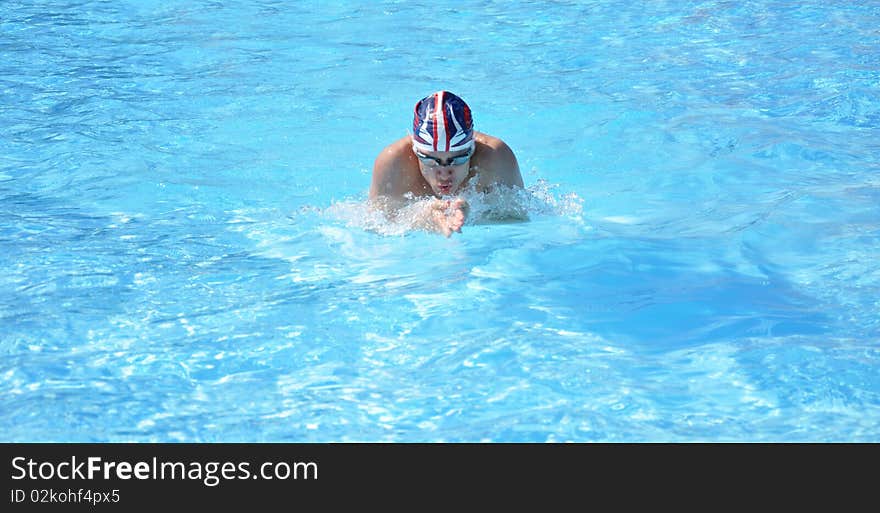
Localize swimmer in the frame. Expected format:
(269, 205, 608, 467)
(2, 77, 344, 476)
(370, 91, 526, 236)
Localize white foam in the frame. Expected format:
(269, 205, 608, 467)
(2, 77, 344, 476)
(602, 215, 640, 224)
(323, 180, 587, 237)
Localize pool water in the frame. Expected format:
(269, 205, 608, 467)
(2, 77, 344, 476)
(2, 0, 879, 441)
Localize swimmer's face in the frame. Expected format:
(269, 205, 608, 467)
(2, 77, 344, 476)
(413, 146, 473, 196)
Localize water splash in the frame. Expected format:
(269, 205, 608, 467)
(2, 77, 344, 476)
(324, 179, 586, 236)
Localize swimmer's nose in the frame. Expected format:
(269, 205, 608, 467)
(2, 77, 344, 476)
(436, 167, 454, 178)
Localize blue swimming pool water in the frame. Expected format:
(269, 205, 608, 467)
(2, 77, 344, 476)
(2, 0, 879, 442)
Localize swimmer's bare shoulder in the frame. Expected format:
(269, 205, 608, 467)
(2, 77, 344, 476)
(471, 132, 524, 193)
(369, 136, 426, 207)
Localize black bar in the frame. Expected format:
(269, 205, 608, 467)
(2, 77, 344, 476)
(1, 443, 875, 509)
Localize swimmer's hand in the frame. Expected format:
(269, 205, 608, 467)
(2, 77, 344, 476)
(429, 198, 469, 237)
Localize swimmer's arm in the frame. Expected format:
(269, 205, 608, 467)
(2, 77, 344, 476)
(369, 144, 414, 216)
(473, 141, 529, 222)
(369, 149, 464, 235)
(371, 151, 488, 232)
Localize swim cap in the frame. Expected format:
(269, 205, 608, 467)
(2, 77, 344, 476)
(412, 91, 474, 153)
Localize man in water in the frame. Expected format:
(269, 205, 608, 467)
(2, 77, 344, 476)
(370, 91, 526, 236)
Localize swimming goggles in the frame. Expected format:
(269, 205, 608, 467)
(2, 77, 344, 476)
(414, 146, 474, 167)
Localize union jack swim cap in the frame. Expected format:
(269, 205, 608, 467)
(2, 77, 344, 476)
(412, 91, 474, 153)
